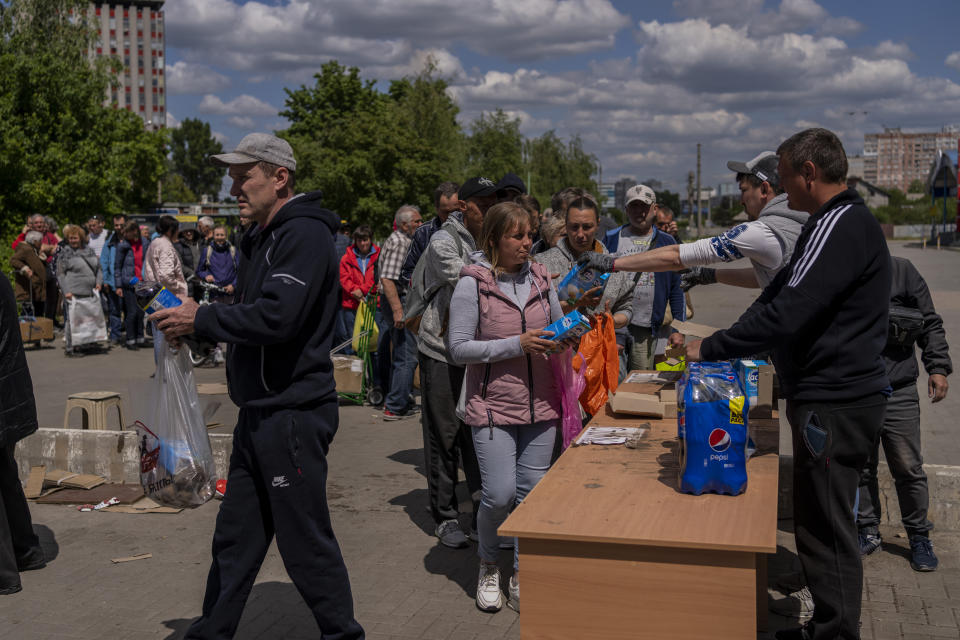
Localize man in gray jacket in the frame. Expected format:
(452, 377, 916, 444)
(417, 177, 494, 548)
(578, 151, 808, 290)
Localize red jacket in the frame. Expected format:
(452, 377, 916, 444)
(339, 244, 380, 310)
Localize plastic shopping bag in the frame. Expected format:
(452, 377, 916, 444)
(67, 291, 107, 346)
(351, 300, 380, 353)
(573, 313, 619, 416)
(550, 350, 587, 450)
(135, 333, 216, 507)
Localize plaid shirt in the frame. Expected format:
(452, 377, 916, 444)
(379, 229, 412, 283)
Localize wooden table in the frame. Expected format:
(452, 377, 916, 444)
(499, 402, 780, 640)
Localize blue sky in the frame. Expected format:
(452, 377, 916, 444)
(163, 0, 960, 194)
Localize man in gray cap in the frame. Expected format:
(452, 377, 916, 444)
(154, 133, 364, 640)
(580, 152, 808, 293)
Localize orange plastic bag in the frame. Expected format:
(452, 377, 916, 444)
(573, 313, 619, 416)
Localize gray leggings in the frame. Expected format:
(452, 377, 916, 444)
(472, 421, 557, 569)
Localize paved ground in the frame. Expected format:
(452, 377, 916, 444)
(4, 239, 959, 638)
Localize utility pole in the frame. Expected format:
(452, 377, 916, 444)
(696, 143, 702, 238)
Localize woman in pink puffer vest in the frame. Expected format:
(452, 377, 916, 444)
(448, 201, 575, 615)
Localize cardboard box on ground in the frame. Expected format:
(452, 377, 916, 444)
(332, 356, 421, 393)
(19, 317, 54, 343)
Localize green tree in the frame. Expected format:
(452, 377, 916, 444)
(466, 109, 523, 180)
(523, 131, 599, 206)
(0, 0, 166, 242)
(168, 118, 223, 200)
(908, 178, 926, 194)
(161, 173, 197, 203)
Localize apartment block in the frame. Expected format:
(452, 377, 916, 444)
(863, 127, 959, 192)
(87, 1, 166, 130)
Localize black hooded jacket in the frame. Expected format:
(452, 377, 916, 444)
(0, 275, 39, 447)
(885, 256, 952, 388)
(702, 189, 891, 402)
(194, 191, 341, 409)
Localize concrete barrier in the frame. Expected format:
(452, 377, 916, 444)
(15, 428, 233, 485)
(778, 456, 960, 531)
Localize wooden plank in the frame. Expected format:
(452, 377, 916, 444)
(501, 381, 780, 554)
(518, 538, 757, 640)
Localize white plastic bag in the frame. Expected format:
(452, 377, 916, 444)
(135, 332, 216, 507)
(66, 291, 107, 346)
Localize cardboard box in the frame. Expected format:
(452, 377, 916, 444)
(753, 363, 776, 416)
(333, 355, 363, 394)
(671, 320, 722, 339)
(609, 370, 680, 418)
(19, 317, 54, 342)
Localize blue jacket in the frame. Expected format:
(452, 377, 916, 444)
(602, 225, 685, 332)
(197, 241, 239, 288)
(193, 191, 342, 408)
(114, 236, 151, 288)
(100, 232, 117, 289)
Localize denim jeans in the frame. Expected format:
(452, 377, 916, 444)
(472, 421, 557, 570)
(335, 308, 354, 355)
(121, 286, 144, 345)
(858, 384, 931, 536)
(104, 287, 123, 341)
(384, 325, 417, 413)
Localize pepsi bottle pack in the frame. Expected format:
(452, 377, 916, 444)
(676, 361, 749, 496)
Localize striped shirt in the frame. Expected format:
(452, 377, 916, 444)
(379, 230, 412, 283)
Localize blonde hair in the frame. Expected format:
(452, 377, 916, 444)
(540, 214, 565, 248)
(62, 224, 87, 246)
(479, 202, 531, 275)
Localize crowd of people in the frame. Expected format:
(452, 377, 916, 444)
(2, 128, 952, 640)
(9, 210, 249, 358)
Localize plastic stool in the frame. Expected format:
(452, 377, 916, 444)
(63, 391, 125, 430)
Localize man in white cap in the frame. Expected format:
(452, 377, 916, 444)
(599, 184, 685, 371)
(581, 152, 808, 293)
(154, 133, 364, 640)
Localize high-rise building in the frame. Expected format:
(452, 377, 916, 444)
(87, 1, 165, 130)
(863, 126, 960, 192)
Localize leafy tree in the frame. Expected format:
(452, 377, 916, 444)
(524, 131, 599, 207)
(161, 173, 197, 203)
(168, 118, 223, 200)
(908, 178, 926, 194)
(0, 0, 166, 242)
(466, 109, 522, 180)
(657, 190, 682, 218)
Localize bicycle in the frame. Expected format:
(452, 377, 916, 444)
(187, 278, 229, 367)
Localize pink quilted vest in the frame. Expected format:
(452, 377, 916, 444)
(460, 262, 561, 429)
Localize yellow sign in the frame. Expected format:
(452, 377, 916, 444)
(729, 396, 745, 425)
(175, 214, 198, 222)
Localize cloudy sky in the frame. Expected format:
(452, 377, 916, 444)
(163, 0, 960, 194)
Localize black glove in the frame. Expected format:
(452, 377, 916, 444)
(576, 251, 616, 273)
(679, 267, 716, 292)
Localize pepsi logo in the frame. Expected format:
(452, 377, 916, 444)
(709, 428, 731, 453)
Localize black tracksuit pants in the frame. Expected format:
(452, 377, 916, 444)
(186, 403, 364, 640)
(787, 393, 887, 640)
(0, 444, 41, 590)
(418, 353, 482, 527)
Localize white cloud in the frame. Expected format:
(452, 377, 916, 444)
(227, 116, 256, 129)
(166, 61, 231, 95)
(947, 52, 960, 71)
(450, 69, 580, 107)
(165, 111, 181, 129)
(197, 94, 279, 117)
(212, 131, 229, 145)
(866, 41, 913, 61)
(671, 0, 860, 38)
(163, 0, 630, 74)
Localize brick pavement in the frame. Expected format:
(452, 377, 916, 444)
(2, 400, 959, 639)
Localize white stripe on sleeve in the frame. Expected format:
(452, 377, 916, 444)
(787, 204, 851, 288)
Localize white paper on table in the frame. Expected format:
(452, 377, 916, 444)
(574, 426, 648, 446)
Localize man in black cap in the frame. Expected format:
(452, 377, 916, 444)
(495, 172, 526, 202)
(578, 152, 808, 292)
(415, 177, 495, 548)
(154, 132, 364, 640)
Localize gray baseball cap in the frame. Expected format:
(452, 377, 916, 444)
(209, 133, 297, 171)
(727, 151, 779, 188)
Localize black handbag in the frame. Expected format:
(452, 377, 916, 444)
(888, 304, 924, 347)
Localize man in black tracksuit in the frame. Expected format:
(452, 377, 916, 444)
(685, 128, 891, 640)
(858, 256, 951, 570)
(155, 133, 363, 640)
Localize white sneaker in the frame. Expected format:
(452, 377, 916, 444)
(507, 575, 519, 612)
(476, 562, 503, 612)
(770, 586, 814, 620)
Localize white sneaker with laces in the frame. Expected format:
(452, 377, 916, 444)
(476, 562, 502, 612)
(507, 575, 519, 612)
(770, 586, 814, 620)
